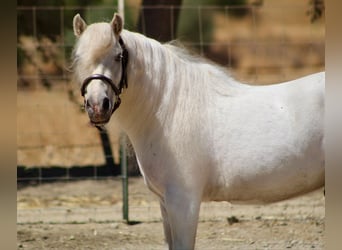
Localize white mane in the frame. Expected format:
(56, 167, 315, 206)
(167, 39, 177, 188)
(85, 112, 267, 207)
(123, 29, 249, 94)
(106, 29, 252, 135)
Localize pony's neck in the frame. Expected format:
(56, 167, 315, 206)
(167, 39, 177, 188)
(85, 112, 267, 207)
(112, 30, 247, 141)
(113, 30, 180, 137)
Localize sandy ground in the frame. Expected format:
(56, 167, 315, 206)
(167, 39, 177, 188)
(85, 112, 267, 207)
(17, 177, 324, 250)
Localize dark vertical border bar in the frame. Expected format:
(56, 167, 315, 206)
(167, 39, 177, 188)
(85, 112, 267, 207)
(326, 0, 342, 249)
(0, 1, 16, 250)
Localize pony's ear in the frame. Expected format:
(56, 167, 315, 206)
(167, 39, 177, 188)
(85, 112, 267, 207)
(111, 13, 123, 36)
(73, 14, 87, 37)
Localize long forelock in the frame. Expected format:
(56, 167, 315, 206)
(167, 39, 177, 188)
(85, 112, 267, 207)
(72, 23, 115, 82)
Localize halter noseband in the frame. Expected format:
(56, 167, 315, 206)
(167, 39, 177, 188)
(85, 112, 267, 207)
(80, 37, 129, 115)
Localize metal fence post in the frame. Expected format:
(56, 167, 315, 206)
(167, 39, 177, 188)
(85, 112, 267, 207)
(118, 0, 129, 224)
(120, 133, 129, 223)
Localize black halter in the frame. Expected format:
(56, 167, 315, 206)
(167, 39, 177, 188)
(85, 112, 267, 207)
(80, 37, 129, 115)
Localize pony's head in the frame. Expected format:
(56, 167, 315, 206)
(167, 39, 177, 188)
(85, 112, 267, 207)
(72, 13, 128, 128)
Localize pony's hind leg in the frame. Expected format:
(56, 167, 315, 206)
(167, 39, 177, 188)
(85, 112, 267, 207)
(164, 185, 201, 250)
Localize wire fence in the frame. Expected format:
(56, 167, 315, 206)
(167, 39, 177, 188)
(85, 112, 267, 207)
(17, 2, 325, 223)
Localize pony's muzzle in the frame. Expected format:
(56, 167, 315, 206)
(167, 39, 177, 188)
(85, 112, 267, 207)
(84, 97, 113, 125)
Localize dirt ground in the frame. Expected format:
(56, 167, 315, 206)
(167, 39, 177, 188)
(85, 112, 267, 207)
(17, 177, 324, 250)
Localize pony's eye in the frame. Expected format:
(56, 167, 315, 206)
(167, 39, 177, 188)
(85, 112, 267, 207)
(115, 53, 123, 62)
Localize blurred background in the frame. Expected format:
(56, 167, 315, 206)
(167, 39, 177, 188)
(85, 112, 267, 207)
(17, 0, 324, 180)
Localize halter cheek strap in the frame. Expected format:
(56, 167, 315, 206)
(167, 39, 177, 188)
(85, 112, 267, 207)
(118, 37, 128, 90)
(80, 36, 129, 115)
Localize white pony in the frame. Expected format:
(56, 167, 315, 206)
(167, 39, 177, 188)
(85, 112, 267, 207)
(72, 13, 324, 250)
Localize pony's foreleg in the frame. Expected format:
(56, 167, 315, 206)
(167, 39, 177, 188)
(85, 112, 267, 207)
(164, 186, 201, 250)
(160, 201, 172, 249)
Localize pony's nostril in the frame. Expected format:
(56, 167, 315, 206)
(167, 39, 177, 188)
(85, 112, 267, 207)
(102, 97, 110, 111)
(85, 99, 91, 108)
